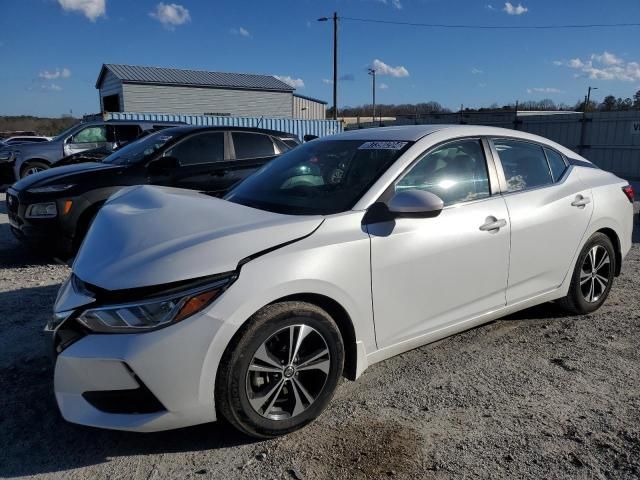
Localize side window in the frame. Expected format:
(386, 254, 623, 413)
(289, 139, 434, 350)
(395, 139, 491, 206)
(71, 126, 107, 144)
(115, 125, 142, 144)
(493, 139, 553, 192)
(544, 147, 567, 182)
(165, 132, 224, 166)
(232, 132, 276, 160)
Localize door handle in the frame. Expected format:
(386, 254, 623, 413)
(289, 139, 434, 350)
(571, 195, 591, 208)
(479, 217, 507, 232)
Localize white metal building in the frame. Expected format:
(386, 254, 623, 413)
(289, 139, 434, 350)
(96, 64, 327, 119)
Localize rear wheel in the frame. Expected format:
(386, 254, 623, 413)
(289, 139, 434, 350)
(557, 232, 616, 314)
(20, 161, 49, 178)
(216, 301, 344, 438)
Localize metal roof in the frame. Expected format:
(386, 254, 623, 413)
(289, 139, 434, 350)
(293, 93, 328, 105)
(96, 64, 295, 92)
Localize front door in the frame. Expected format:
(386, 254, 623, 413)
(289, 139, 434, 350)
(490, 139, 594, 304)
(64, 125, 112, 156)
(369, 138, 510, 348)
(161, 131, 227, 192)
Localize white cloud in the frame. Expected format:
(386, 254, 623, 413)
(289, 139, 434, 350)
(38, 68, 72, 80)
(527, 87, 563, 94)
(150, 3, 191, 30)
(377, 0, 402, 9)
(274, 75, 305, 88)
(58, 0, 105, 21)
(230, 26, 251, 37)
(503, 2, 528, 15)
(591, 51, 623, 66)
(379, 83, 389, 90)
(41, 84, 63, 92)
(371, 59, 409, 78)
(555, 52, 640, 82)
(322, 78, 333, 85)
(471, 68, 483, 75)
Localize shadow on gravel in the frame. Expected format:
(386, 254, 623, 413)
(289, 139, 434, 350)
(0, 353, 256, 478)
(502, 302, 573, 321)
(0, 224, 60, 269)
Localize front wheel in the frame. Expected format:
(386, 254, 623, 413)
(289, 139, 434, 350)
(20, 161, 50, 178)
(557, 232, 616, 314)
(216, 301, 344, 438)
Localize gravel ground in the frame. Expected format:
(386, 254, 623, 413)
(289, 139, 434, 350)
(1, 191, 639, 480)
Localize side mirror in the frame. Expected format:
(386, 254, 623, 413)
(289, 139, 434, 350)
(388, 190, 444, 218)
(303, 134, 318, 142)
(148, 155, 179, 174)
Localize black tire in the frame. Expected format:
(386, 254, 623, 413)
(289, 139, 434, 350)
(20, 161, 50, 178)
(216, 301, 344, 438)
(557, 232, 616, 314)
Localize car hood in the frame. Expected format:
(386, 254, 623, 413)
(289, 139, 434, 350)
(73, 185, 323, 290)
(11, 162, 121, 191)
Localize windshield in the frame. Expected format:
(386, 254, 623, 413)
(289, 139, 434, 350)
(225, 139, 411, 215)
(52, 123, 82, 142)
(102, 130, 175, 165)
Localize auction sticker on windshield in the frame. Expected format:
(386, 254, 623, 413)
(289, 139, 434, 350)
(358, 141, 408, 150)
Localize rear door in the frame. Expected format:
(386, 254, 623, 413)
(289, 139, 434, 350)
(490, 138, 593, 304)
(114, 124, 142, 147)
(228, 131, 279, 189)
(161, 131, 227, 192)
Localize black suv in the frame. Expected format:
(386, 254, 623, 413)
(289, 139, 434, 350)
(7, 126, 300, 257)
(1, 119, 183, 182)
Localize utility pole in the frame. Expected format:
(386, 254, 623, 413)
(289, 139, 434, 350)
(579, 86, 597, 154)
(368, 67, 376, 123)
(317, 13, 338, 120)
(584, 86, 597, 113)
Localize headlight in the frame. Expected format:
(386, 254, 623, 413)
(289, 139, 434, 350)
(28, 184, 75, 194)
(75, 280, 232, 333)
(26, 202, 57, 218)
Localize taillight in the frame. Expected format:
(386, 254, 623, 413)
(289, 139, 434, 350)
(622, 185, 635, 203)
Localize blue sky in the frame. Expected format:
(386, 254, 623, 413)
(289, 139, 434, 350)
(1, 0, 640, 116)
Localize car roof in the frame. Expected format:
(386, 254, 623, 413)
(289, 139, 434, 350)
(154, 125, 299, 138)
(327, 124, 572, 145)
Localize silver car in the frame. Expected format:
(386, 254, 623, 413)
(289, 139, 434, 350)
(49, 125, 635, 438)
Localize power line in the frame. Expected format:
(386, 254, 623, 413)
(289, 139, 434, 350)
(340, 16, 640, 30)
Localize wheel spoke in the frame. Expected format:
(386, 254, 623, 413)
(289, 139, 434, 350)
(580, 270, 591, 285)
(595, 253, 610, 271)
(297, 348, 330, 368)
(248, 363, 282, 374)
(289, 325, 312, 364)
(297, 357, 331, 374)
(253, 343, 283, 370)
(587, 279, 595, 302)
(249, 378, 285, 414)
(292, 377, 316, 405)
(289, 379, 306, 416)
(589, 247, 597, 271)
(594, 276, 608, 293)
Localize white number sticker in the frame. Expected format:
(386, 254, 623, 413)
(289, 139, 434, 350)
(358, 141, 408, 150)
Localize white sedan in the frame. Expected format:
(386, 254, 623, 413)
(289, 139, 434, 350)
(49, 125, 635, 438)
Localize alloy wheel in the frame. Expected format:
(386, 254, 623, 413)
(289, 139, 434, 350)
(580, 245, 611, 303)
(24, 166, 44, 176)
(245, 324, 331, 420)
